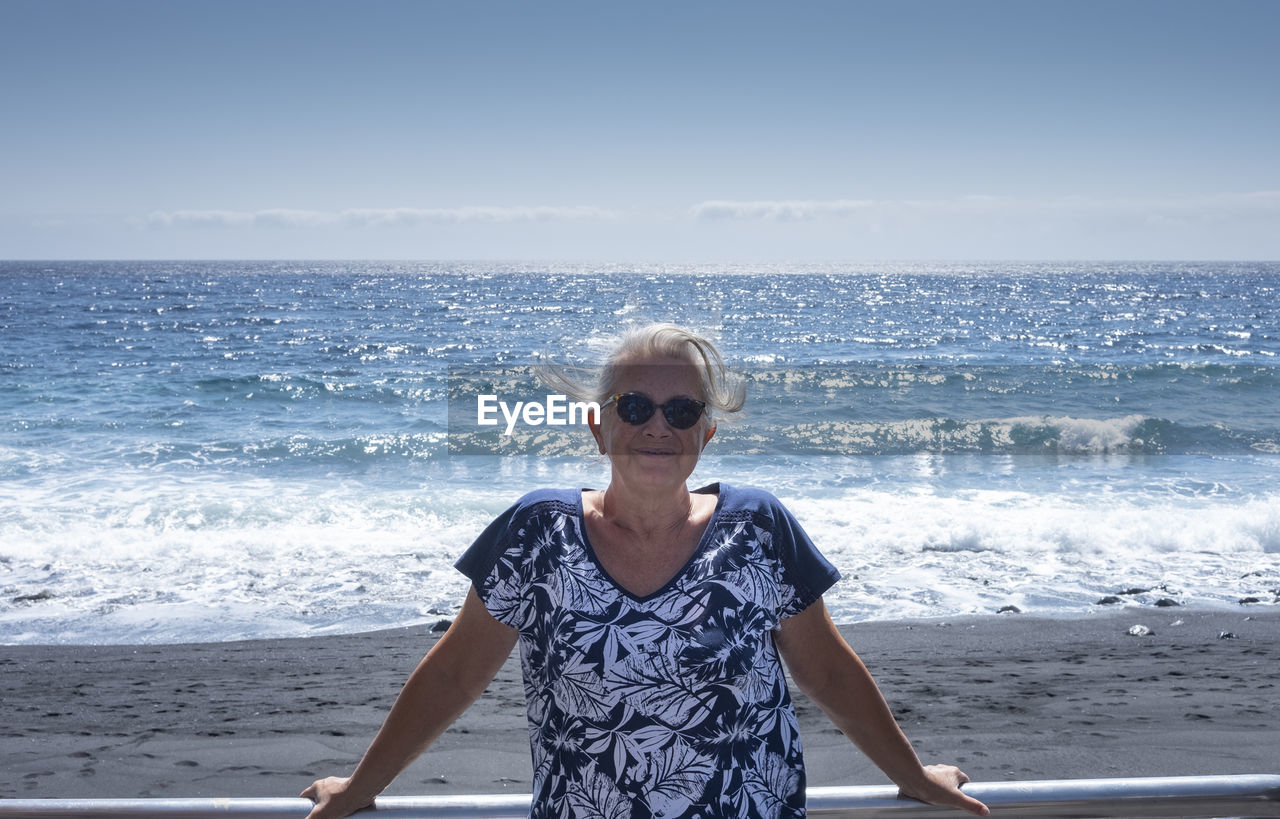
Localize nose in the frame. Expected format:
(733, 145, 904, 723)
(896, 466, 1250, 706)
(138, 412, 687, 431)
(639, 406, 673, 436)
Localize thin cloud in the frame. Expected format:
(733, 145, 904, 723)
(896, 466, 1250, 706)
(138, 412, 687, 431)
(690, 192, 1280, 225)
(146, 206, 619, 229)
(341, 206, 617, 226)
(691, 200, 875, 221)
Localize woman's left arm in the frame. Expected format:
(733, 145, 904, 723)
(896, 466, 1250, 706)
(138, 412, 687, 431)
(774, 598, 989, 817)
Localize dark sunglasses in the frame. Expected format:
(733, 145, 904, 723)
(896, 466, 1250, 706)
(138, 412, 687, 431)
(606, 392, 707, 430)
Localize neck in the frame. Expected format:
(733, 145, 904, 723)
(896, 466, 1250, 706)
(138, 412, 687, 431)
(599, 478, 694, 539)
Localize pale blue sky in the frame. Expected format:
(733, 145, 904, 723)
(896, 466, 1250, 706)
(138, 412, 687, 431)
(2, 0, 1277, 260)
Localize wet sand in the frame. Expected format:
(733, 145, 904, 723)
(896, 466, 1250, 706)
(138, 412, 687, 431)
(3, 608, 1277, 799)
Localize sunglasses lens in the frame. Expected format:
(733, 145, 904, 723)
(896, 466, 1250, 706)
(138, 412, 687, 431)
(612, 394, 705, 429)
(615, 394, 655, 425)
(663, 398, 704, 429)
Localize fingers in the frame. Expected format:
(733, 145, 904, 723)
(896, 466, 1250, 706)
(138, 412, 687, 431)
(300, 779, 333, 816)
(903, 765, 990, 816)
(937, 766, 989, 817)
(298, 776, 368, 819)
(300, 777, 334, 801)
(955, 790, 990, 817)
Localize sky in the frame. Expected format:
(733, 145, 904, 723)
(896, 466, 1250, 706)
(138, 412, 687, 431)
(1, 0, 1277, 261)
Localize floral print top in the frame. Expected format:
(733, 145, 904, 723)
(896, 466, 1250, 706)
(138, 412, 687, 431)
(455, 483, 841, 818)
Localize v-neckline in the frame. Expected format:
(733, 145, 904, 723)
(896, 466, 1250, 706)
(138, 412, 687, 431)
(576, 483, 725, 602)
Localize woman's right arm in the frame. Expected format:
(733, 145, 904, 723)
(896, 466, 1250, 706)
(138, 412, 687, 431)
(301, 586, 519, 819)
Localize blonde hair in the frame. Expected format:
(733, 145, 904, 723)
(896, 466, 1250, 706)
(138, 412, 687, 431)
(540, 323, 745, 424)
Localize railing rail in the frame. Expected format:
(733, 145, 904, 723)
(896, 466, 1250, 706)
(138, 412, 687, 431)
(1, 775, 1277, 818)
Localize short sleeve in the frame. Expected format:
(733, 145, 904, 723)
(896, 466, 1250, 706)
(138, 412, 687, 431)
(453, 489, 576, 629)
(765, 495, 841, 619)
(453, 497, 530, 628)
(454, 502, 521, 589)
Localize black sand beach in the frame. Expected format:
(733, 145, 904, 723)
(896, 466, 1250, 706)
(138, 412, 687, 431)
(3, 609, 1277, 800)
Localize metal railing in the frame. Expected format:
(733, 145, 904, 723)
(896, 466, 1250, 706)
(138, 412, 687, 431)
(1, 775, 1277, 818)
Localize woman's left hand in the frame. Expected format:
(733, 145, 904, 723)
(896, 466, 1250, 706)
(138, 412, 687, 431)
(897, 764, 990, 816)
(776, 605, 989, 815)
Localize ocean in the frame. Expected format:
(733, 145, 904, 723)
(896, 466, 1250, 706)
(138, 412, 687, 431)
(2, 260, 1278, 644)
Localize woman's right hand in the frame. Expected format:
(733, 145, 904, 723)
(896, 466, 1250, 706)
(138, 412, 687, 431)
(301, 776, 373, 819)
(298, 589, 517, 819)
(897, 764, 990, 816)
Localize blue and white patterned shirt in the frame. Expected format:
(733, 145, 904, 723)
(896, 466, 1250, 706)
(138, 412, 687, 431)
(455, 483, 841, 818)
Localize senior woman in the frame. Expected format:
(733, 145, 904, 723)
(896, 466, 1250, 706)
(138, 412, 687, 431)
(304, 323, 988, 818)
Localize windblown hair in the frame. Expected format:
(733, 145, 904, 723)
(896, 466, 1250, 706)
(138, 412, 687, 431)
(539, 323, 746, 425)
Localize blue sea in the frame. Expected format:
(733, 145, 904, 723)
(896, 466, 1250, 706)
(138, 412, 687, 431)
(2, 260, 1278, 645)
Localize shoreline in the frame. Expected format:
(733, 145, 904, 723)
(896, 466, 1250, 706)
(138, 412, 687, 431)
(4, 608, 1278, 799)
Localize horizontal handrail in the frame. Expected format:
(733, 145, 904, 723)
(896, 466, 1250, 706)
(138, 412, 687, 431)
(0, 775, 1277, 818)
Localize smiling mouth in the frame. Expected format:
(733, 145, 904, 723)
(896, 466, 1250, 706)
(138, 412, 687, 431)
(635, 448, 676, 456)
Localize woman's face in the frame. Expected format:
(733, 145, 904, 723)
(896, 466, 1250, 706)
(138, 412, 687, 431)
(589, 356, 716, 494)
